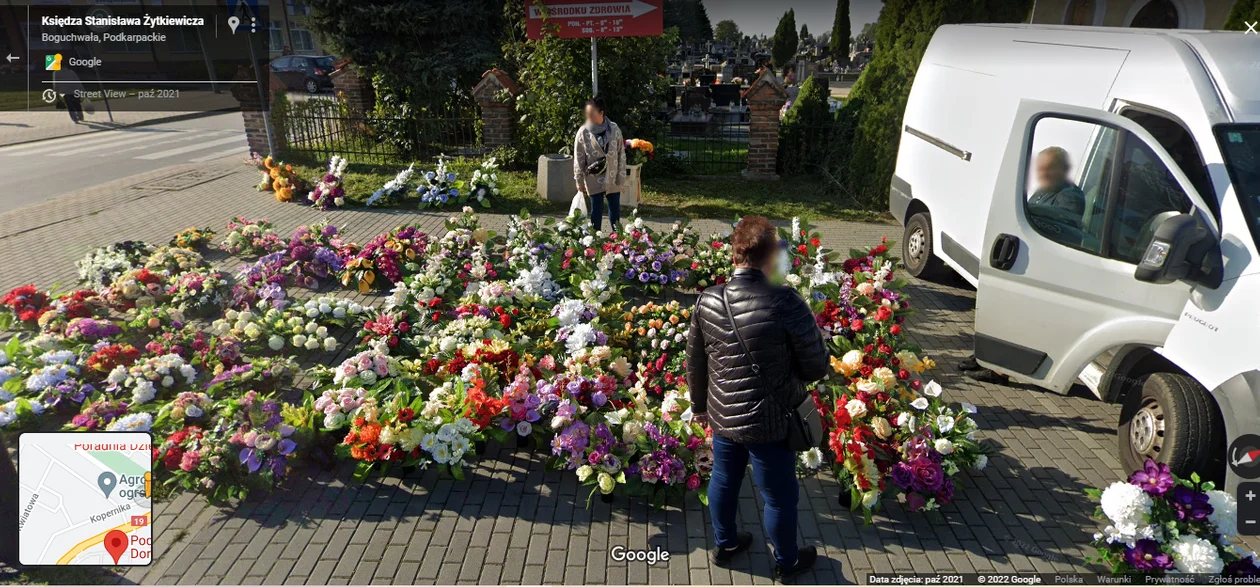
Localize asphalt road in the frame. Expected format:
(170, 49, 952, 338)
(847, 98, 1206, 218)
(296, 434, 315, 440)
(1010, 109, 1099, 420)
(0, 111, 247, 212)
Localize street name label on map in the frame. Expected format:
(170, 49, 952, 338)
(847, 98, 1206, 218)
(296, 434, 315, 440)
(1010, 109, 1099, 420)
(19, 432, 153, 566)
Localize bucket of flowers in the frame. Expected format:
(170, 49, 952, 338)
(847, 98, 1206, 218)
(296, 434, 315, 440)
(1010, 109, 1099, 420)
(1087, 459, 1255, 576)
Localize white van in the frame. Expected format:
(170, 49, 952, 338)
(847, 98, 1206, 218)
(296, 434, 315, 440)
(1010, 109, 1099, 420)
(889, 24, 1260, 490)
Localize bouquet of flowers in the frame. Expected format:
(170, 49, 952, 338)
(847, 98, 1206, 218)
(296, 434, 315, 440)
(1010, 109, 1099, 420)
(688, 233, 733, 291)
(1087, 459, 1255, 576)
(220, 217, 284, 257)
(308, 154, 348, 209)
(144, 246, 206, 275)
(625, 138, 655, 164)
(153, 425, 236, 499)
(219, 391, 299, 495)
(85, 343, 141, 375)
(76, 241, 154, 290)
(36, 290, 109, 335)
(365, 163, 416, 207)
(68, 398, 131, 430)
(64, 317, 121, 343)
(166, 269, 228, 316)
(340, 226, 428, 293)
(416, 157, 466, 209)
(888, 381, 991, 513)
(0, 285, 50, 329)
(105, 353, 198, 405)
(153, 391, 215, 434)
(103, 267, 168, 310)
(610, 215, 691, 294)
(252, 154, 305, 202)
(620, 301, 690, 396)
(170, 227, 217, 250)
(467, 157, 500, 208)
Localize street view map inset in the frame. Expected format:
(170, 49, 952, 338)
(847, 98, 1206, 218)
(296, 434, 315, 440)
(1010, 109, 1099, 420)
(18, 432, 153, 566)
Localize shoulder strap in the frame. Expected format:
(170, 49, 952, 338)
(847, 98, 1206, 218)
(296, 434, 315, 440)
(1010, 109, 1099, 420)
(720, 287, 791, 413)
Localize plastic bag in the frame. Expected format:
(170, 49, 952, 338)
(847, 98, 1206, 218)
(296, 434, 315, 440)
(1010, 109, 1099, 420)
(568, 192, 588, 219)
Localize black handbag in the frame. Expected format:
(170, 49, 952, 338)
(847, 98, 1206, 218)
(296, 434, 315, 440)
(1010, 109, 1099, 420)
(719, 288, 821, 452)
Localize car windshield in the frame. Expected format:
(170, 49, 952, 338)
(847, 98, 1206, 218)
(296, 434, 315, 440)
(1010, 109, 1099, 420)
(314, 57, 335, 71)
(1216, 125, 1260, 249)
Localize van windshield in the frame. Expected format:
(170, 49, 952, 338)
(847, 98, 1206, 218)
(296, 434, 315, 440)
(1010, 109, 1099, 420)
(1216, 125, 1260, 248)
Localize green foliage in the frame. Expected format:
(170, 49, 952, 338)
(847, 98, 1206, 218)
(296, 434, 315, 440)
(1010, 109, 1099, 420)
(1225, 0, 1260, 29)
(665, 0, 713, 42)
(304, 0, 501, 112)
(771, 9, 799, 70)
(800, 23, 810, 41)
(779, 76, 856, 186)
(830, 0, 852, 62)
(839, 0, 1033, 207)
(502, 0, 674, 160)
(714, 19, 741, 44)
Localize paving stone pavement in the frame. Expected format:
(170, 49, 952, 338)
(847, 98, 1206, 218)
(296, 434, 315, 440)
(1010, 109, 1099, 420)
(3, 161, 1253, 585)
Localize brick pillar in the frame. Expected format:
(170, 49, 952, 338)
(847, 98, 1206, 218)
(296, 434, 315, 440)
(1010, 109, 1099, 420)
(331, 63, 375, 115)
(743, 68, 789, 181)
(472, 69, 521, 151)
(231, 65, 284, 156)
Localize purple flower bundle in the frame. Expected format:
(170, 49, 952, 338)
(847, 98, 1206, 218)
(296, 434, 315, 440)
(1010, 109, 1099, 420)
(65, 317, 120, 341)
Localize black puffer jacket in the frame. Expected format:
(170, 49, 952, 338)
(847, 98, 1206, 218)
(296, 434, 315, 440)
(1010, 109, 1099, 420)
(686, 268, 830, 444)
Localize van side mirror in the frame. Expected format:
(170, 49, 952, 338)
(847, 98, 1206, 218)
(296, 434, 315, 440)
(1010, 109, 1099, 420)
(1134, 213, 1221, 287)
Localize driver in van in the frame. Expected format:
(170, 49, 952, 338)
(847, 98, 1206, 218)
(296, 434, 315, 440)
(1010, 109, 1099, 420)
(1029, 146, 1086, 217)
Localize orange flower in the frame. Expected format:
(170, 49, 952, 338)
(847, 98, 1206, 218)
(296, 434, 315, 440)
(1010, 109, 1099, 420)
(358, 422, 382, 444)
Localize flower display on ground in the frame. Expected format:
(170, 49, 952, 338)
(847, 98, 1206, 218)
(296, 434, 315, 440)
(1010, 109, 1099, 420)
(308, 155, 348, 209)
(1087, 459, 1254, 577)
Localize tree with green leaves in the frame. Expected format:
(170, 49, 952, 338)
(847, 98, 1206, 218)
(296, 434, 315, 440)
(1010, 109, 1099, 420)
(304, 0, 501, 113)
(1225, 0, 1260, 29)
(501, 0, 675, 160)
(800, 23, 810, 42)
(771, 9, 798, 70)
(665, 0, 713, 43)
(830, 0, 851, 63)
(838, 0, 1034, 206)
(715, 19, 741, 44)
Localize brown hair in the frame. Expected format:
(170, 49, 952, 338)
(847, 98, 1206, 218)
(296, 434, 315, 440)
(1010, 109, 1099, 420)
(731, 215, 777, 268)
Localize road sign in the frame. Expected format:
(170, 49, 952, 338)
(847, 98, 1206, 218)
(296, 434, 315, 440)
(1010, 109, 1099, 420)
(526, 0, 663, 40)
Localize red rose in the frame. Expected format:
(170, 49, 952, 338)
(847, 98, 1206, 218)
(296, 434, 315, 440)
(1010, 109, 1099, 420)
(890, 325, 901, 336)
(162, 447, 184, 470)
(851, 319, 864, 331)
(797, 244, 808, 254)
(810, 237, 821, 247)
(898, 369, 910, 380)
(499, 314, 512, 328)
(875, 307, 893, 322)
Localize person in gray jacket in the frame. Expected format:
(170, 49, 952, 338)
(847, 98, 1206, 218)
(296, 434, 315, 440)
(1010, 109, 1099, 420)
(573, 96, 626, 231)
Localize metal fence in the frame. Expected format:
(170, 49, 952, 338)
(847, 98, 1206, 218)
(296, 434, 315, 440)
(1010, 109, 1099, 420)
(278, 98, 481, 163)
(650, 114, 749, 176)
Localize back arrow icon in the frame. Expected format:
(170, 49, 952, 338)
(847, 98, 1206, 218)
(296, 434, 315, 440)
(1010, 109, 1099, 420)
(4, 54, 17, 63)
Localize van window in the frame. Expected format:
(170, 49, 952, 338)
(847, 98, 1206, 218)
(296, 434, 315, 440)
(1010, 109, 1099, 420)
(1105, 134, 1192, 264)
(1122, 110, 1217, 222)
(1025, 117, 1112, 255)
(1025, 116, 1191, 263)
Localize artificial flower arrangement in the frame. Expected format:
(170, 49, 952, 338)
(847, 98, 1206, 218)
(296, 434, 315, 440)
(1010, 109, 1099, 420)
(607, 213, 691, 294)
(467, 157, 501, 208)
(251, 153, 305, 203)
(1087, 459, 1255, 576)
(166, 269, 229, 317)
(618, 301, 690, 398)
(365, 163, 416, 207)
(416, 156, 466, 209)
(687, 231, 734, 291)
(0, 285, 51, 330)
(308, 154, 349, 209)
(144, 246, 207, 276)
(170, 227, 217, 250)
(219, 217, 284, 257)
(75, 241, 154, 290)
(340, 225, 428, 294)
(625, 138, 655, 165)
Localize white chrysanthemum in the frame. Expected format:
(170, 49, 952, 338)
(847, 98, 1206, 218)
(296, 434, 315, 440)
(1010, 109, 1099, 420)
(1099, 481, 1153, 528)
(800, 447, 823, 469)
(1171, 534, 1224, 574)
(972, 454, 988, 472)
(934, 438, 955, 455)
(1207, 490, 1238, 537)
(107, 412, 153, 432)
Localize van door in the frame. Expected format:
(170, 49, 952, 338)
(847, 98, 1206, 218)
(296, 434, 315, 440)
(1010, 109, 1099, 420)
(974, 100, 1220, 392)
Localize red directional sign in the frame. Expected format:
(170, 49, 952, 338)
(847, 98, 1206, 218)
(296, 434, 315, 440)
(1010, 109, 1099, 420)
(526, 0, 664, 40)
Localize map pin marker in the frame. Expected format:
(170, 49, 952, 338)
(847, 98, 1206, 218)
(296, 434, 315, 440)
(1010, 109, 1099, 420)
(228, 16, 240, 34)
(104, 530, 128, 564)
(98, 471, 116, 498)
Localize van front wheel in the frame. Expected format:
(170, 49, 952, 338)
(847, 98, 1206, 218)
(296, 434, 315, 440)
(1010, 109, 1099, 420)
(903, 212, 946, 279)
(1118, 372, 1224, 483)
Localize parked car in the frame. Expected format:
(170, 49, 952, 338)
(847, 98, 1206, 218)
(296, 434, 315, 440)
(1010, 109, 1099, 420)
(269, 55, 336, 94)
(890, 24, 1260, 491)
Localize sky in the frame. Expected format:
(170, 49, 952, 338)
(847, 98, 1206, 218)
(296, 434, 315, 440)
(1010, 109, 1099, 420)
(705, 0, 884, 38)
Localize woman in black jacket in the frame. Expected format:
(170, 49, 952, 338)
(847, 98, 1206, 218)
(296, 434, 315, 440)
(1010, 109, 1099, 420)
(687, 215, 830, 581)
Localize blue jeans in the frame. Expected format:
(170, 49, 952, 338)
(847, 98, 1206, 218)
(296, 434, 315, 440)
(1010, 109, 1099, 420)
(589, 192, 620, 231)
(709, 434, 800, 567)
